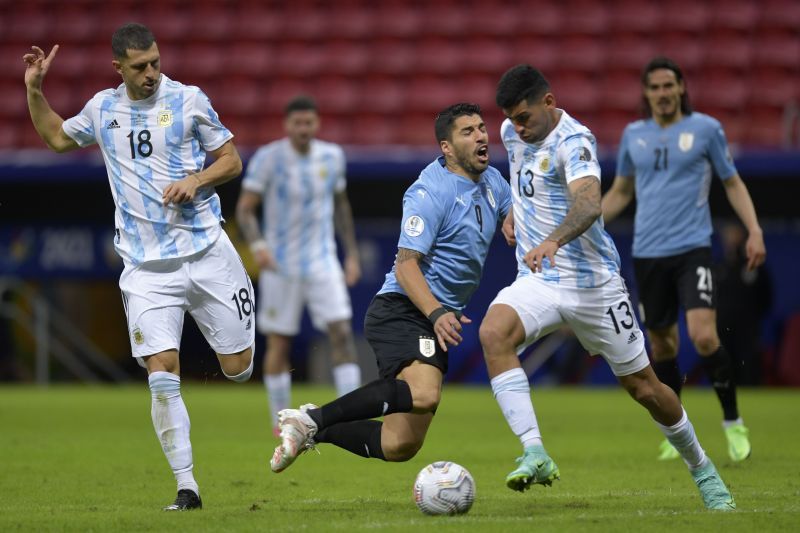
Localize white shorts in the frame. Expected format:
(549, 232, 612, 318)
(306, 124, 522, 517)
(256, 267, 352, 336)
(119, 231, 256, 359)
(489, 273, 649, 376)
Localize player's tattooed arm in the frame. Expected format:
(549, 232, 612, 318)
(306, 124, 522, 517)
(396, 247, 424, 264)
(546, 176, 602, 246)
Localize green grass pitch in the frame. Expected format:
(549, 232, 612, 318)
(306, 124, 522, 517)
(1, 384, 798, 531)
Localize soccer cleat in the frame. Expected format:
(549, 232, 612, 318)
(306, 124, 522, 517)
(270, 407, 318, 473)
(163, 489, 202, 511)
(657, 438, 681, 461)
(691, 459, 736, 511)
(724, 423, 751, 462)
(505, 445, 560, 492)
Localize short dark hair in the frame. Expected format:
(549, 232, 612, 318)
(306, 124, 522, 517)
(641, 56, 693, 116)
(111, 23, 155, 59)
(285, 95, 318, 116)
(496, 64, 551, 110)
(434, 103, 482, 143)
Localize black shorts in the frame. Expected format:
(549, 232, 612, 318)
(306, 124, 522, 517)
(364, 292, 448, 379)
(633, 247, 716, 330)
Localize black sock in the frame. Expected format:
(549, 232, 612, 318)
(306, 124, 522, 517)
(652, 358, 683, 397)
(701, 346, 739, 421)
(306, 378, 413, 430)
(315, 421, 386, 460)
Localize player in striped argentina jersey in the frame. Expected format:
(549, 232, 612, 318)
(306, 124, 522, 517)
(501, 103, 620, 289)
(24, 23, 254, 511)
(237, 96, 362, 437)
(480, 65, 735, 510)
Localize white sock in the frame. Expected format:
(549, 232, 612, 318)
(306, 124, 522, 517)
(490, 367, 542, 449)
(332, 362, 361, 396)
(656, 408, 708, 470)
(148, 371, 198, 495)
(722, 417, 744, 429)
(264, 372, 291, 429)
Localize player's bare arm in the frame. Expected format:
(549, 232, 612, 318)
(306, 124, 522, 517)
(601, 174, 635, 224)
(502, 209, 516, 246)
(235, 189, 277, 271)
(162, 140, 242, 206)
(395, 248, 471, 351)
(722, 173, 766, 270)
(23, 45, 79, 153)
(525, 176, 601, 272)
(334, 190, 361, 286)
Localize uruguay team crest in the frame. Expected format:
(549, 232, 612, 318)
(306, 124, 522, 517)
(157, 110, 173, 127)
(419, 337, 435, 358)
(679, 132, 694, 152)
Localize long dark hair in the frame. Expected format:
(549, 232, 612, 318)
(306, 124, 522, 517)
(641, 56, 692, 117)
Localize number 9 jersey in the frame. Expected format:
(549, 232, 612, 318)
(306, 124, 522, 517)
(501, 110, 621, 289)
(62, 74, 233, 266)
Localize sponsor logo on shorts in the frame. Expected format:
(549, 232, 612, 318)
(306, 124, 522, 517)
(132, 327, 145, 345)
(627, 331, 637, 344)
(419, 337, 435, 357)
(404, 216, 424, 237)
(699, 292, 712, 305)
(245, 318, 252, 330)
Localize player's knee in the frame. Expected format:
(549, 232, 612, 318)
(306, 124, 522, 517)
(689, 331, 718, 356)
(479, 321, 510, 355)
(384, 438, 423, 462)
(626, 380, 659, 408)
(411, 388, 440, 413)
(220, 348, 254, 383)
(649, 336, 677, 360)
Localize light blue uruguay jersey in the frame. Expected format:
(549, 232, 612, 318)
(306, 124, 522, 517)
(241, 138, 346, 278)
(616, 112, 738, 258)
(62, 74, 232, 265)
(502, 110, 621, 289)
(379, 157, 512, 312)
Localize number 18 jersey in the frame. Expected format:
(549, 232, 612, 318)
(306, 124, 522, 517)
(62, 74, 233, 265)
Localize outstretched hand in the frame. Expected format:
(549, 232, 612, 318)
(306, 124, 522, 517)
(524, 239, 559, 272)
(23, 45, 59, 89)
(433, 312, 472, 352)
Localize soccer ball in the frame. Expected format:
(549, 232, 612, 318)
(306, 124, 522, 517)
(413, 461, 475, 515)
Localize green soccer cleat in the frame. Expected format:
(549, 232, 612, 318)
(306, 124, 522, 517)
(657, 438, 680, 461)
(691, 459, 736, 511)
(505, 445, 560, 492)
(724, 423, 751, 462)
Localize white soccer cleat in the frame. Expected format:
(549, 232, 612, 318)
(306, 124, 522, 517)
(269, 407, 318, 473)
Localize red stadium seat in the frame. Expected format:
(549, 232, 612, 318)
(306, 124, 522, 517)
(760, 0, 800, 32)
(593, 110, 639, 149)
(50, 5, 97, 44)
(274, 43, 326, 77)
(319, 41, 371, 76)
(606, 36, 658, 73)
(372, 4, 423, 38)
(316, 113, 353, 145)
(406, 76, 460, 113)
(421, 5, 473, 37)
(514, 1, 564, 36)
(557, 37, 607, 74)
(703, 35, 754, 72)
(600, 72, 643, 112)
(315, 77, 361, 113)
(708, 0, 760, 32)
(656, 35, 705, 73)
(324, 5, 376, 40)
(177, 44, 227, 84)
(549, 72, 601, 114)
(142, 5, 191, 42)
(360, 76, 408, 113)
(510, 37, 561, 73)
(398, 112, 438, 145)
(369, 39, 416, 75)
(5, 5, 52, 44)
(415, 38, 465, 75)
(750, 67, 798, 108)
(460, 39, 514, 75)
(753, 35, 800, 70)
(467, 5, 521, 36)
(608, 1, 661, 35)
(0, 83, 27, 119)
(225, 43, 276, 77)
(187, 4, 235, 42)
(561, 0, 610, 35)
(693, 75, 749, 111)
(710, 111, 746, 146)
(743, 107, 788, 147)
(278, 5, 329, 40)
(661, 2, 710, 33)
(0, 123, 19, 149)
(351, 114, 400, 145)
(265, 78, 311, 112)
(234, 3, 285, 41)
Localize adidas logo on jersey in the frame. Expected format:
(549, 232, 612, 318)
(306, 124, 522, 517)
(106, 119, 120, 129)
(627, 332, 637, 344)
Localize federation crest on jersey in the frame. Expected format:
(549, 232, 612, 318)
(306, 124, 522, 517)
(539, 156, 550, 172)
(419, 337, 435, 357)
(132, 327, 145, 345)
(679, 132, 694, 152)
(319, 167, 328, 180)
(486, 187, 496, 209)
(404, 215, 425, 237)
(157, 110, 173, 127)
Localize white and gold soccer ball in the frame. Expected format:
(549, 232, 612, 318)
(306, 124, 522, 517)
(413, 461, 475, 515)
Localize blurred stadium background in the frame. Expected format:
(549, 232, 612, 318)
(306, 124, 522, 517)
(1, 0, 798, 387)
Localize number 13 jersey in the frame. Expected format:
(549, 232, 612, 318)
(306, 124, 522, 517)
(501, 110, 621, 289)
(62, 74, 233, 265)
